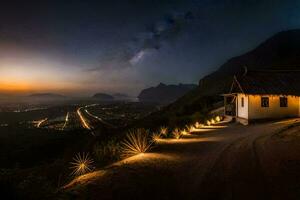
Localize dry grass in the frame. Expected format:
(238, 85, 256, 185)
(172, 128, 182, 139)
(215, 116, 221, 122)
(70, 152, 94, 176)
(194, 122, 202, 128)
(206, 120, 211, 126)
(152, 132, 162, 143)
(160, 126, 168, 136)
(121, 129, 152, 157)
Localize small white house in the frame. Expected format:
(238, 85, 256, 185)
(224, 70, 300, 125)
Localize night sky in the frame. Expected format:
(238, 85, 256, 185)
(1, 0, 300, 96)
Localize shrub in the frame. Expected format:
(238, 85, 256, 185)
(172, 128, 182, 139)
(93, 139, 121, 164)
(121, 129, 152, 157)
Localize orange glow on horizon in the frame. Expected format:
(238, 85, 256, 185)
(0, 79, 82, 94)
(0, 81, 32, 92)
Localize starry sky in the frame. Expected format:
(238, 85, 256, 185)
(1, 0, 300, 96)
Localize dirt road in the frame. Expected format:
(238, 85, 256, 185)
(63, 119, 300, 200)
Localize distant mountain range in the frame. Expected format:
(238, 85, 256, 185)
(28, 93, 65, 98)
(92, 93, 135, 101)
(138, 83, 197, 103)
(197, 29, 300, 96)
(137, 29, 300, 128)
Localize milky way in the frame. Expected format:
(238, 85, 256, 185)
(0, 0, 300, 95)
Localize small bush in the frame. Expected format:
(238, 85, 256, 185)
(152, 132, 161, 143)
(159, 126, 168, 137)
(93, 139, 121, 164)
(121, 129, 152, 157)
(172, 128, 182, 139)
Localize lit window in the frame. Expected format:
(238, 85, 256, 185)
(261, 97, 269, 107)
(241, 97, 244, 107)
(280, 97, 288, 107)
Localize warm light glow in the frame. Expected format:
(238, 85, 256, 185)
(77, 107, 91, 130)
(159, 126, 168, 136)
(206, 120, 211, 126)
(70, 152, 94, 176)
(215, 116, 221, 122)
(211, 119, 216, 124)
(0, 81, 32, 92)
(195, 122, 202, 128)
(61, 112, 69, 130)
(152, 132, 162, 143)
(181, 129, 189, 135)
(35, 118, 47, 128)
(0, 57, 88, 94)
(121, 129, 152, 157)
(172, 128, 182, 139)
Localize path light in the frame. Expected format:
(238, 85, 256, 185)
(172, 128, 182, 139)
(187, 125, 197, 132)
(160, 126, 168, 136)
(152, 132, 161, 143)
(70, 152, 94, 176)
(121, 129, 151, 157)
(195, 122, 201, 128)
(181, 129, 189, 135)
(206, 120, 211, 126)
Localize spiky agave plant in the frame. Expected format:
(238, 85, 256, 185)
(172, 128, 182, 139)
(206, 120, 211, 126)
(159, 126, 168, 137)
(152, 132, 162, 143)
(195, 121, 202, 129)
(70, 152, 94, 176)
(121, 129, 152, 157)
(181, 128, 189, 135)
(215, 116, 221, 122)
(186, 124, 197, 133)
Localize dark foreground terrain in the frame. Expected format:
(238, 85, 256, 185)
(63, 119, 300, 200)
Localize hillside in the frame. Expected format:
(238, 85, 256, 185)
(138, 83, 197, 104)
(137, 29, 300, 128)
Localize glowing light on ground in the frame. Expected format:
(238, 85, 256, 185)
(160, 126, 168, 136)
(195, 122, 202, 128)
(152, 132, 162, 143)
(77, 107, 91, 130)
(121, 129, 152, 157)
(188, 125, 197, 132)
(215, 116, 221, 122)
(181, 129, 189, 135)
(206, 120, 211, 126)
(158, 136, 223, 144)
(70, 152, 94, 176)
(172, 128, 182, 139)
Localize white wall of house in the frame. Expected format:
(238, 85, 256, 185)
(247, 95, 299, 120)
(237, 94, 248, 119)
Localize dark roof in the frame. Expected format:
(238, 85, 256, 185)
(231, 70, 300, 96)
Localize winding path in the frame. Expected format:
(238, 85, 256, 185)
(63, 118, 300, 200)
